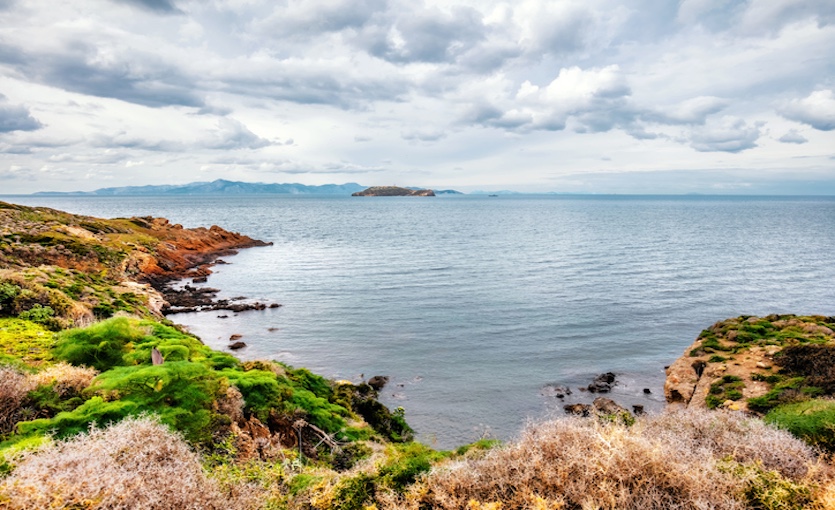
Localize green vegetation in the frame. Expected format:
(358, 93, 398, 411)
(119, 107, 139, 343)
(706, 375, 745, 409)
(765, 399, 835, 452)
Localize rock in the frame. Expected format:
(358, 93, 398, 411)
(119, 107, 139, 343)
(541, 384, 573, 398)
(192, 276, 208, 283)
(564, 404, 593, 417)
(269, 303, 282, 308)
(593, 397, 628, 415)
(229, 341, 247, 350)
(756, 361, 771, 369)
(368, 375, 389, 391)
(230, 334, 243, 341)
(633, 405, 645, 415)
(643, 388, 652, 394)
(588, 372, 616, 393)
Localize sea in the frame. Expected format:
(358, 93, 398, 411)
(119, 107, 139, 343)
(4, 194, 835, 448)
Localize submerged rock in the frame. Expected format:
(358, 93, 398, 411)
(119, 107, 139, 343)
(587, 372, 616, 393)
(368, 375, 389, 391)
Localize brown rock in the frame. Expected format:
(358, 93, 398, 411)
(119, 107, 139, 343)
(229, 341, 247, 350)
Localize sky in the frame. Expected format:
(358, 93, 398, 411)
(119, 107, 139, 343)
(0, 0, 834, 194)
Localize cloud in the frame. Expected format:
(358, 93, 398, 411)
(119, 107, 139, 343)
(0, 165, 36, 180)
(203, 118, 272, 150)
(112, 0, 181, 14)
(778, 129, 808, 144)
(363, 5, 487, 64)
(401, 128, 446, 142)
(642, 96, 729, 125)
(780, 90, 835, 131)
(254, 0, 387, 39)
(688, 116, 762, 153)
(0, 37, 203, 109)
(0, 95, 43, 132)
(463, 65, 632, 133)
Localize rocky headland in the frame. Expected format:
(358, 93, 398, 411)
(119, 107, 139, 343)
(351, 186, 435, 196)
(665, 314, 835, 413)
(0, 201, 274, 323)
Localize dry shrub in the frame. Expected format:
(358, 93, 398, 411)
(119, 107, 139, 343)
(394, 410, 832, 510)
(0, 416, 259, 509)
(29, 362, 98, 397)
(0, 366, 35, 436)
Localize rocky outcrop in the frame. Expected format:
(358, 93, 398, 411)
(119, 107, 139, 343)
(0, 201, 272, 322)
(351, 186, 435, 196)
(665, 315, 835, 412)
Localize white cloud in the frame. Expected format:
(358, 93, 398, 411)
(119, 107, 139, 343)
(780, 90, 835, 131)
(0, 0, 833, 193)
(689, 116, 763, 153)
(778, 129, 808, 144)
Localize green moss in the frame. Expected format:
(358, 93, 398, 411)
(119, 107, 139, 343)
(765, 399, 835, 451)
(0, 318, 55, 366)
(706, 375, 745, 409)
(455, 438, 501, 456)
(378, 442, 450, 492)
(723, 461, 813, 510)
(53, 317, 143, 370)
(747, 377, 807, 413)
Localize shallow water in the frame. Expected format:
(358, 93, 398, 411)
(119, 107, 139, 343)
(7, 194, 835, 448)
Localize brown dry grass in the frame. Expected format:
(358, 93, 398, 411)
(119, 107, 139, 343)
(0, 416, 258, 509)
(388, 410, 834, 510)
(0, 367, 35, 436)
(29, 362, 98, 397)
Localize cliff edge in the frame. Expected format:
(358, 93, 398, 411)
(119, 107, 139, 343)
(665, 314, 835, 412)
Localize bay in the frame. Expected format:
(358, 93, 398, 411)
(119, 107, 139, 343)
(6, 194, 835, 448)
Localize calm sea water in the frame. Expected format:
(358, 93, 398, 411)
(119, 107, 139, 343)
(5, 194, 835, 448)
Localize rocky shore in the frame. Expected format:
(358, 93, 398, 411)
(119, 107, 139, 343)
(0, 201, 275, 322)
(664, 314, 835, 413)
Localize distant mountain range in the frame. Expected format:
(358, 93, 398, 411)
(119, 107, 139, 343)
(33, 179, 463, 196)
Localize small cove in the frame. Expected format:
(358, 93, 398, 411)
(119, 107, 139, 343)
(7, 193, 835, 448)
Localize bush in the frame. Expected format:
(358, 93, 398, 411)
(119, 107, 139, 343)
(777, 345, 835, 394)
(17, 304, 61, 331)
(391, 410, 829, 510)
(0, 366, 35, 437)
(0, 417, 253, 509)
(766, 399, 835, 452)
(0, 282, 21, 314)
(53, 317, 144, 370)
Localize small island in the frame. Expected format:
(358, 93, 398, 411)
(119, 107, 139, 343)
(352, 186, 435, 196)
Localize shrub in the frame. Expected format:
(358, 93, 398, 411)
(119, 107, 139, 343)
(748, 377, 808, 413)
(17, 304, 61, 331)
(390, 410, 829, 510)
(777, 345, 835, 394)
(0, 366, 35, 437)
(766, 399, 835, 452)
(0, 282, 21, 314)
(88, 361, 221, 443)
(53, 317, 144, 370)
(0, 417, 254, 509)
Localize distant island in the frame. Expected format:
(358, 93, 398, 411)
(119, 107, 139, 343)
(31, 180, 464, 197)
(352, 186, 435, 197)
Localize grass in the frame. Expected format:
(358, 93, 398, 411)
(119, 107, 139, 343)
(766, 399, 835, 452)
(706, 375, 745, 409)
(0, 318, 55, 367)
